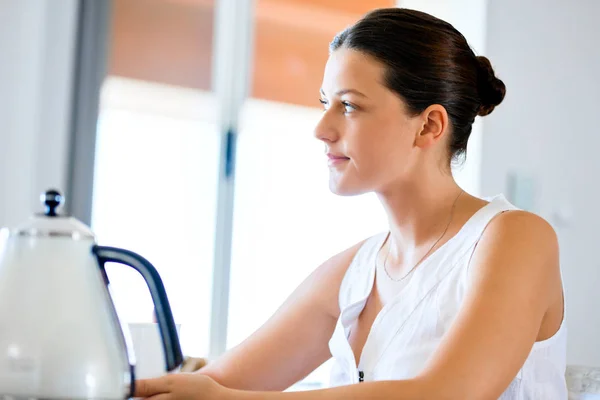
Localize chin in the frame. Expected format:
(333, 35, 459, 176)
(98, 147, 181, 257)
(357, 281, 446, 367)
(328, 178, 369, 197)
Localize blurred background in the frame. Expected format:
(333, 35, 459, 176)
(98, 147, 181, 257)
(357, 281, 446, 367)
(0, 0, 598, 390)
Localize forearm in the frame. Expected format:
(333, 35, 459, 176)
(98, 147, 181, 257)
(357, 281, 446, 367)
(226, 379, 431, 400)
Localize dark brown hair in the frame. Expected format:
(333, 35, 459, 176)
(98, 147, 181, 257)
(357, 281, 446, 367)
(330, 8, 506, 162)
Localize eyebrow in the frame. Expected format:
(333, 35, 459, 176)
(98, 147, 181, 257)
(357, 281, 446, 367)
(320, 88, 368, 98)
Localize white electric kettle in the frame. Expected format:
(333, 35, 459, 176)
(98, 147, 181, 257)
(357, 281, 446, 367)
(0, 190, 183, 399)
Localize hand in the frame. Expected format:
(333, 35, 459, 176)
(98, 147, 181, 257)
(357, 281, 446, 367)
(134, 373, 230, 400)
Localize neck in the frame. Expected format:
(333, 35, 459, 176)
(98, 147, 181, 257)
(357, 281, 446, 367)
(376, 171, 463, 262)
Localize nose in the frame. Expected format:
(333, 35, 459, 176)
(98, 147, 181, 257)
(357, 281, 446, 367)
(313, 110, 339, 143)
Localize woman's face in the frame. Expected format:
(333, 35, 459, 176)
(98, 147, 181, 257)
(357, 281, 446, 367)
(315, 48, 426, 196)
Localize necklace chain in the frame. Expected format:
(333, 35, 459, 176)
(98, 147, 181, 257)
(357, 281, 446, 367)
(381, 191, 463, 282)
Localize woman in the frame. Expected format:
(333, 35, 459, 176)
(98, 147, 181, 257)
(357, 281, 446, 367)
(136, 8, 566, 399)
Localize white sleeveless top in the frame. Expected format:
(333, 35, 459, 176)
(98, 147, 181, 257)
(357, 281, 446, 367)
(328, 195, 567, 399)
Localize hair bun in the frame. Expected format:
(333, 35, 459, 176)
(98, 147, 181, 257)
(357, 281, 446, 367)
(476, 56, 506, 116)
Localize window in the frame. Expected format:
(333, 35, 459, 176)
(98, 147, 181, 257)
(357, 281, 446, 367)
(92, 77, 219, 358)
(90, 0, 218, 359)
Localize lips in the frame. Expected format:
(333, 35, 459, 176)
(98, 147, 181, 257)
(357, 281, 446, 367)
(326, 153, 350, 161)
(326, 152, 350, 167)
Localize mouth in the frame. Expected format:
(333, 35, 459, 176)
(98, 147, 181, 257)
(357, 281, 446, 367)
(326, 153, 350, 166)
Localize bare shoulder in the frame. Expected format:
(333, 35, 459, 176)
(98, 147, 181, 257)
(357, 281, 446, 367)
(479, 210, 558, 257)
(470, 209, 561, 303)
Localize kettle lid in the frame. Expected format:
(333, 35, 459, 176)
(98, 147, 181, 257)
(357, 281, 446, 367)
(9, 189, 95, 240)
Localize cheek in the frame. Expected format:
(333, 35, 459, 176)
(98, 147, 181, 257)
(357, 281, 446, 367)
(347, 121, 411, 174)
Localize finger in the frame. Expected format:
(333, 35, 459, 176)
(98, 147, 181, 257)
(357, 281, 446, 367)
(146, 394, 171, 400)
(134, 377, 170, 398)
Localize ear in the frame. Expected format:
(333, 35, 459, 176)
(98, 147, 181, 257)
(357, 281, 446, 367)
(414, 104, 450, 149)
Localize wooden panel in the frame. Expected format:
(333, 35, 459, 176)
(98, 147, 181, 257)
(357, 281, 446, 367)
(167, 0, 392, 16)
(252, 14, 325, 105)
(272, 0, 393, 15)
(108, 0, 395, 107)
(108, 0, 214, 91)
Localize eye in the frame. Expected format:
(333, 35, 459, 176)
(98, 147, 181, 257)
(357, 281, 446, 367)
(319, 98, 329, 110)
(342, 101, 356, 114)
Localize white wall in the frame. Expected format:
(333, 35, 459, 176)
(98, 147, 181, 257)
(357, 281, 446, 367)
(0, 0, 78, 227)
(483, 0, 600, 366)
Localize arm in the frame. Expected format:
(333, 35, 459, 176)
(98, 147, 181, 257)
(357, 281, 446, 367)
(196, 240, 367, 391)
(223, 211, 564, 399)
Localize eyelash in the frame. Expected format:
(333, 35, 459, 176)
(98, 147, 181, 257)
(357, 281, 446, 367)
(319, 99, 356, 114)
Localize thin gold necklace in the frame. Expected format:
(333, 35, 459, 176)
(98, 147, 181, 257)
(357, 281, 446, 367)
(382, 190, 463, 282)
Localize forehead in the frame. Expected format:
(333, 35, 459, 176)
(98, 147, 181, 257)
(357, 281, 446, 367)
(321, 48, 387, 95)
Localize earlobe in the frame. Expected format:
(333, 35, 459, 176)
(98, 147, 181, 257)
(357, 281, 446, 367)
(414, 104, 449, 149)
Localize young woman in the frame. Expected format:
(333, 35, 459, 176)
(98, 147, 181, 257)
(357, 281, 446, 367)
(135, 8, 566, 399)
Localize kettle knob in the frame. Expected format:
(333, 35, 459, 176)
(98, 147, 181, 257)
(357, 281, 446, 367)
(41, 189, 63, 217)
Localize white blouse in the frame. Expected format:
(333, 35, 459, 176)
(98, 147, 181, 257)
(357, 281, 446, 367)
(328, 195, 567, 399)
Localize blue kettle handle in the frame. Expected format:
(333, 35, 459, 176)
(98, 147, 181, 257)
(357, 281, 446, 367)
(92, 245, 184, 373)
